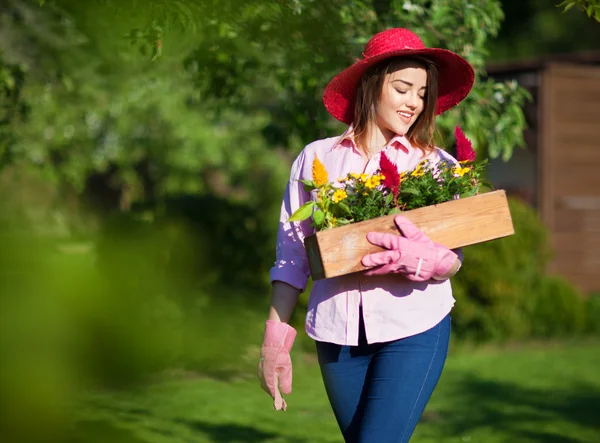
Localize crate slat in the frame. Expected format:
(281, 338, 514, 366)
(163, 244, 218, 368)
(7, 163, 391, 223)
(305, 190, 514, 280)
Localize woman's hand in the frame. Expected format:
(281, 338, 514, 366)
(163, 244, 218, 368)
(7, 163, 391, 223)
(258, 320, 297, 411)
(361, 215, 459, 281)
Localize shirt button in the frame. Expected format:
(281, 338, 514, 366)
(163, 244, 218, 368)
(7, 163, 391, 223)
(365, 314, 370, 318)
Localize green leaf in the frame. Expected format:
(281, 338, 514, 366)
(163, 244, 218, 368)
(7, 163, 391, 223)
(557, 1, 576, 12)
(480, 179, 495, 190)
(459, 191, 476, 199)
(3, 74, 15, 91)
(385, 192, 394, 206)
(300, 179, 317, 192)
(287, 201, 315, 222)
(313, 209, 325, 226)
(150, 42, 162, 61)
(401, 187, 419, 196)
(39, 0, 46, 5)
(337, 202, 352, 215)
(389, 207, 403, 214)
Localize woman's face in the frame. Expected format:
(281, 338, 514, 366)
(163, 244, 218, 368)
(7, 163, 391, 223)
(375, 64, 427, 140)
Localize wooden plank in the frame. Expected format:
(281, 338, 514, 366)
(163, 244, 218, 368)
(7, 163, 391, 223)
(556, 133, 600, 145)
(554, 145, 600, 163)
(538, 67, 556, 230)
(556, 157, 600, 168)
(552, 209, 600, 232)
(552, 232, 600, 251)
(305, 190, 514, 280)
(547, 122, 600, 136)
(552, 213, 583, 233)
(552, 175, 600, 193)
(553, 251, 600, 268)
(547, 63, 600, 79)
(553, 78, 600, 92)
(555, 134, 600, 145)
(547, 269, 598, 293)
(555, 197, 600, 212)
(549, 262, 598, 292)
(552, 82, 600, 94)
(553, 102, 600, 118)
(550, 87, 600, 103)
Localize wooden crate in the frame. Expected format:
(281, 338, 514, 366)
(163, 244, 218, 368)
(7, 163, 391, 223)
(304, 190, 514, 280)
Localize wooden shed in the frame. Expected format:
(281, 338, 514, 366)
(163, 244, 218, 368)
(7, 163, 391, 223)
(486, 53, 600, 293)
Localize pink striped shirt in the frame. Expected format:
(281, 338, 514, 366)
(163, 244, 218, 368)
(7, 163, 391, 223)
(270, 129, 462, 345)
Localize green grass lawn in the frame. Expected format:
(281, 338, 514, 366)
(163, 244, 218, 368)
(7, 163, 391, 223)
(76, 340, 600, 443)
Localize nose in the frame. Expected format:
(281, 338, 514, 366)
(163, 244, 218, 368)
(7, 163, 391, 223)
(406, 92, 419, 109)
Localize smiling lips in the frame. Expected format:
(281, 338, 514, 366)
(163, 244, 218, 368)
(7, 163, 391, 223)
(398, 111, 414, 124)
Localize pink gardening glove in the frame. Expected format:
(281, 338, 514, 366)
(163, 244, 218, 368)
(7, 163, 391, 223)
(258, 320, 297, 411)
(361, 215, 458, 281)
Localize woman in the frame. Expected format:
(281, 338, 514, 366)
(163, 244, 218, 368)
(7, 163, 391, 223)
(258, 28, 475, 442)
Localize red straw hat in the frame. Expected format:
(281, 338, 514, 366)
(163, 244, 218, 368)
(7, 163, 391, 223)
(323, 28, 475, 124)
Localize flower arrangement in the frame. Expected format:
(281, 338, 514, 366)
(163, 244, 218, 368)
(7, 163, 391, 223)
(289, 127, 488, 231)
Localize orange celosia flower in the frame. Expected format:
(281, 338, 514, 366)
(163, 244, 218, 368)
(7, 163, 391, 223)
(312, 157, 329, 186)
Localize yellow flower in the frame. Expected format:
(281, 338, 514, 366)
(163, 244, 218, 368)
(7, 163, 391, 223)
(410, 165, 425, 177)
(453, 165, 471, 177)
(332, 189, 347, 203)
(365, 174, 383, 189)
(360, 173, 368, 182)
(365, 178, 376, 189)
(312, 157, 329, 186)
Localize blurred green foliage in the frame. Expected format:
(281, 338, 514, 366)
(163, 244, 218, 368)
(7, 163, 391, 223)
(0, 206, 268, 442)
(451, 198, 596, 342)
(1, 0, 531, 209)
(557, 0, 600, 23)
(583, 293, 600, 335)
(490, 0, 600, 60)
(0, 53, 28, 166)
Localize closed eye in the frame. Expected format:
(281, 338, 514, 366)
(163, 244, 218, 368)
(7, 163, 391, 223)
(395, 88, 426, 100)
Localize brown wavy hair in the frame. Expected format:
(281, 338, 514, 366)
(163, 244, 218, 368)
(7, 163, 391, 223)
(352, 56, 439, 155)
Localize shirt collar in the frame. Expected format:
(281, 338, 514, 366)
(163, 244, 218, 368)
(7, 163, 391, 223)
(387, 134, 411, 153)
(329, 125, 410, 154)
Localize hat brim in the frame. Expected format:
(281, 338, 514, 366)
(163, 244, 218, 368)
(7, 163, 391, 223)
(323, 48, 475, 125)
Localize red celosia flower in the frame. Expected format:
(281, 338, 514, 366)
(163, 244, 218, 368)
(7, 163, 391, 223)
(379, 152, 400, 197)
(455, 126, 476, 162)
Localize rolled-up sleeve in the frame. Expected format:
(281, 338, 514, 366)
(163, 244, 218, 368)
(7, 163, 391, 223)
(269, 150, 314, 291)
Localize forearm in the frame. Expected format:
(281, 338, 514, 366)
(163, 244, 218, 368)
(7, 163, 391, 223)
(268, 280, 302, 323)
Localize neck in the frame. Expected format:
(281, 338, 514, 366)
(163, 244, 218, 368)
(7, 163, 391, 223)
(365, 123, 395, 153)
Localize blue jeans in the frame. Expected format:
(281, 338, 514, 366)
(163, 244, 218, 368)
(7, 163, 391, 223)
(315, 312, 451, 443)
